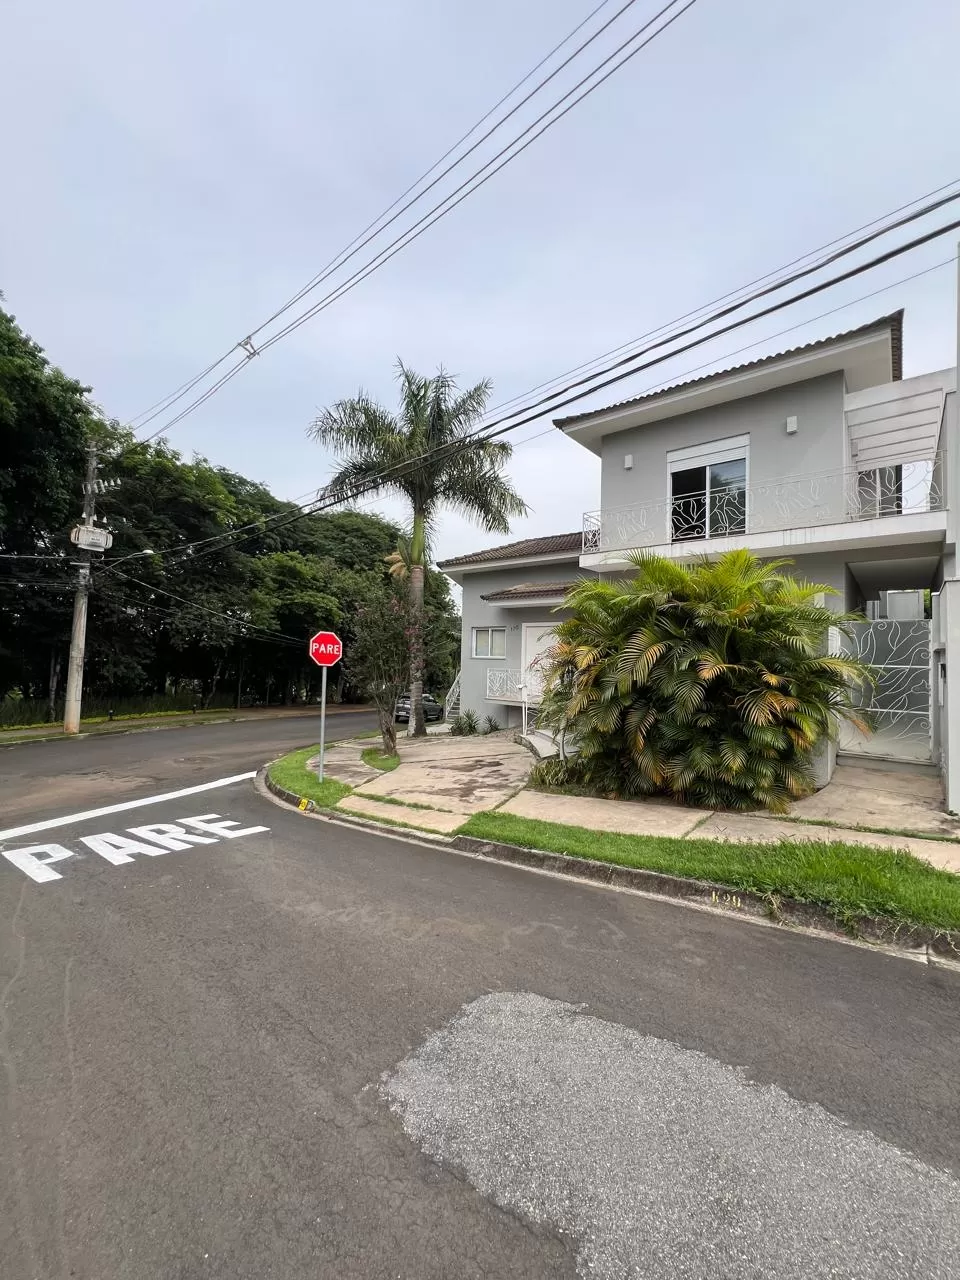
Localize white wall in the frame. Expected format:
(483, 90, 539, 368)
(598, 373, 846, 534)
(456, 559, 588, 723)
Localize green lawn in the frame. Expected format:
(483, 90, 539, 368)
(458, 811, 960, 931)
(267, 746, 352, 808)
(361, 747, 400, 772)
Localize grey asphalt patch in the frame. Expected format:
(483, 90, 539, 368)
(381, 991, 960, 1279)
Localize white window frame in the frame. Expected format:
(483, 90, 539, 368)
(666, 433, 749, 540)
(472, 626, 506, 659)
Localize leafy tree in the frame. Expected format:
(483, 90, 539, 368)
(536, 551, 870, 812)
(344, 583, 412, 755)
(0, 305, 462, 726)
(309, 361, 526, 736)
(0, 302, 95, 555)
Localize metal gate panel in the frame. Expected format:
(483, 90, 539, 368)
(837, 620, 932, 762)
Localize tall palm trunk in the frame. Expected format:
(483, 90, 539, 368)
(408, 513, 427, 737)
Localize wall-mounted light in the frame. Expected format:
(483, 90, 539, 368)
(624, 453, 633, 469)
(785, 415, 798, 435)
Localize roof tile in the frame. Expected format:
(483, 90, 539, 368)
(437, 532, 581, 570)
(480, 580, 579, 602)
(554, 311, 903, 428)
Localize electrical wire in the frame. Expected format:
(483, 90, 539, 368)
(106, 570, 306, 647)
(92, 582, 304, 649)
(481, 179, 960, 420)
(110, 182, 959, 572)
(123, 0, 699, 451)
(145, 207, 960, 565)
(499, 254, 958, 457)
(122, 0, 634, 436)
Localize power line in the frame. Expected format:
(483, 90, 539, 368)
(92, 581, 304, 649)
(116, 183, 958, 571)
(481, 178, 960, 420)
(500, 254, 958, 457)
(149, 205, 960, 566)
(125, 0, 700, 451)
(122, 0, 636, 436)
(0, 552, 70, 560)
(251, 0, 630, 337)
(107, 570, 306, 647)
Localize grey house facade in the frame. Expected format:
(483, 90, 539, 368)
(438, 301, 960, 806)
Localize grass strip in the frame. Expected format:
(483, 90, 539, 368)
(268, 745, 352, 808)
(361, 747, 400, 772)
(458, 812, 960, 931)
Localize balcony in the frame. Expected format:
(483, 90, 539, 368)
(583, 453, 945, 556)
(486, 667, 545, 703)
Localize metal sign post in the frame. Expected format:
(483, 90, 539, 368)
(318, 666, 328, 782)
(308, 629, 343, 784)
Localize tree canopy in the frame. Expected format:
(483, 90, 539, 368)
(0, 304, 461, 725)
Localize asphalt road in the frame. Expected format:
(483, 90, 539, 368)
(1, 722, 959, 1278)
(0, 708, 378, 828)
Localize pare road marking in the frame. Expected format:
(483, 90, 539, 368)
(0, 771, 258, 842)
(1, 814, 269, 884)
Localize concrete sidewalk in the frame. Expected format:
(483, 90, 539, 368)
(316, 732, 960, 873)
(323, 732, 531, 834)
(499, 789, 960, 875)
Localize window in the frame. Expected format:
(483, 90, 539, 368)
(472, 627, 506, 659)
(667, 435, 748, 542)
(855, 465, 903, 518)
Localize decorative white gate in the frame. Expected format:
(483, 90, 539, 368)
(837, 620, 932, 763)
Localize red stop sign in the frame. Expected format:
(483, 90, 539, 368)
(308, 630, 343, 667)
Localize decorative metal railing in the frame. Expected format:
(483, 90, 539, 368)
(443, 670, 461, 719)
(583, 454, 945, 553)
(485, 668, 545, 702)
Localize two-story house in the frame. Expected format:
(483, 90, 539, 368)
(438, 306, 960, 805)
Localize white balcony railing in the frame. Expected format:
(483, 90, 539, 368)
(486, 668, 545, 703)
(583, 454, 945, 554)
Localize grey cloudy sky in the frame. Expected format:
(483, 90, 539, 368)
(3, 0, 959, 562)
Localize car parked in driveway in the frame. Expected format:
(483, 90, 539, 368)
(394, 693, 444, 723)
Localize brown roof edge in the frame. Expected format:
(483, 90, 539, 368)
(480, 580, 579, 602)
(554, 310, 906, 429)
(437, 531, 582, 570)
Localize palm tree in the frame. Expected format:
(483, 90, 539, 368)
(537, 550, 871, 812)
(310, 361, 527, 735)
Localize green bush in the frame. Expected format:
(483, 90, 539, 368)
(482, 714, 501, 733)
(450, 709, 480, 736)
(537, 550, 871, 813)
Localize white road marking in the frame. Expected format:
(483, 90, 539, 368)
(0, 772, 257, 841)
(1, 843, 75, 884)
(2, 812, 271, 883)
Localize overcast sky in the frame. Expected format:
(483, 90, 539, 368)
(3, 0, 959, 563)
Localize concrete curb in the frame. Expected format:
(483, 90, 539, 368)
(259, 758, 960, 966)
(259, 766, 452, 844)
(450, 835, 960, 963)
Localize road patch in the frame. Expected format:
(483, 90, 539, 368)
(382, 991, 960, 1280)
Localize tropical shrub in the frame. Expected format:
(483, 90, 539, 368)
(536, 551, 871, 812)
(482, 714, 501, 734)
(450, 709, 480, 736)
